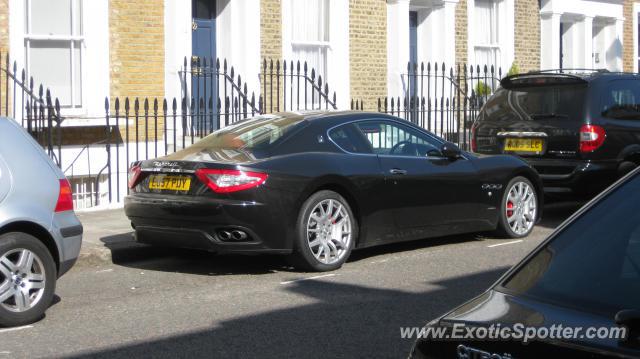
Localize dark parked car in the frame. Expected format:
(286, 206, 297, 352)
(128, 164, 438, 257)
(410, 167, 640, 359)
(472, 70, 640, 198)
(124, 111, 542, 271)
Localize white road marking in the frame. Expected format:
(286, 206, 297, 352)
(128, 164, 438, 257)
(280, 274, 337, 285)
(95, 269, 114, 273)
(487, 240, 523, 248)
(0, 325, 33, 334)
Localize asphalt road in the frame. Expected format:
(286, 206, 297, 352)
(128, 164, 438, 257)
(0, 202, 582, 359)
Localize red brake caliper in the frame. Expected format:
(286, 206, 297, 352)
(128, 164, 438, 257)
(506, 202, 514, 217)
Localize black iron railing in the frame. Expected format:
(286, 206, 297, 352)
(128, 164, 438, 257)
(0, 51, 62, 166)
(358, 62, 502, 151)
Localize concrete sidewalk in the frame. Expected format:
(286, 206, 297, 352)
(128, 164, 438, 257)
(75, 209, 144, 265)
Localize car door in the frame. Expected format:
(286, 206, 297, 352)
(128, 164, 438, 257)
(354, 120, 482, 240)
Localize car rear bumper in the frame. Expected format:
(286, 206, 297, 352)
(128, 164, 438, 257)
(526, 159, 618, 197)
(51, 211, 83, 277)
(124, 194, 293, 254)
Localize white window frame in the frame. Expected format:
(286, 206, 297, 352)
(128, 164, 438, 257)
(11, 0, 110, 120)
(24, 0, 85, 111)
(466, 0, 514, 74)
(282, 0, 350, 109)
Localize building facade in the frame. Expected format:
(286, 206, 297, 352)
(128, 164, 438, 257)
(0, 0, 637, 208)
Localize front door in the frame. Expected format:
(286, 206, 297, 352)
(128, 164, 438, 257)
(192, 0, 217, 131)
(355, 120, 482, 240)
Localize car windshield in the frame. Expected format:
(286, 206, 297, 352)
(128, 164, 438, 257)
(483, 85, 586, 122)
(189, 114, 305, 156)
(502, 171, 640, 317)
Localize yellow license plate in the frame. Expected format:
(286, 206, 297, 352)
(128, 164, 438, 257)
(504, 138, 544, 153)
(148, 175, 191, 191)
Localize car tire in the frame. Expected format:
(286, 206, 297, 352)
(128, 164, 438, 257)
(289, 190, 357, 272)
(0, 232, 56, 327)
(496, 176, 538, 239)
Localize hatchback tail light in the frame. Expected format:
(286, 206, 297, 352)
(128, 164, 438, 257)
(579, 124, 606, 153)
(55, 179, 74, 212)
(195, 169, 268, 193)
(128, 165, 143, 189)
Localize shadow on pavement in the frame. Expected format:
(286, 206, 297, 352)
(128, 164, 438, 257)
(67, 267, 509, 359)
(537, 200, 585, 229)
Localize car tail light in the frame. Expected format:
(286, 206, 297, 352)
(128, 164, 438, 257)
(471, 125, 478, 152)
(55, 179, 74, 212)
(579, 124, 606, 153)
(128, 165, 143, 189)
(195, 169, 268, 193)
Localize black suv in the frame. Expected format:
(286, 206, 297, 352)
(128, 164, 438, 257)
(472, 70, 640, 198)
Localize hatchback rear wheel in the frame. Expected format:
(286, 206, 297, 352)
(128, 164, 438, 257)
(289, 190, 357, 272)
(0, 232, 56, 327)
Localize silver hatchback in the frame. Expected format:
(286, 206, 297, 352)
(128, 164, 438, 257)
(0, 118, 82, 326)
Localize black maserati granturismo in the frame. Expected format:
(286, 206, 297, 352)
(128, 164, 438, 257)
(124, 111, 542, 271)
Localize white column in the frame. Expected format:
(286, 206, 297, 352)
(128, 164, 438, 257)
(387, 0, 410, 98)
(613, 17, 624, 71)
(442, 1, 458, 68)
(582, 16, 593, 69)
(540, 12, 562, 70)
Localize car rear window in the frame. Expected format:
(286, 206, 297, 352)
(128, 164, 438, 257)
(190, 115, 305, 155)
(502, 171, 640, 316)
(482, 85, 587, 122)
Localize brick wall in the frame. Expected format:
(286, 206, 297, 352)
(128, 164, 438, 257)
(109, 0, 165, 139)
(350, 0, 387, 111)
(514, 0, 540, 73)
(455, 0, 468, 68)
(261, 0, 282, 62)
(0, 0, 9, 116)
(109, 0, 165, 102)
(623, 0, 636, 72)
(0, 0, 7, 56)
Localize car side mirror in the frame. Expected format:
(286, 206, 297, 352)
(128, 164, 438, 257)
(440, 142, 461, 160)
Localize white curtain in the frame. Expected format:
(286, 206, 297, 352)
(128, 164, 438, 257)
(290, 0, 330, 80)
(473, 0, 500, 72)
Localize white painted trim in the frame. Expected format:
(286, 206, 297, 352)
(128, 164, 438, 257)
(164, 0, 192, 102)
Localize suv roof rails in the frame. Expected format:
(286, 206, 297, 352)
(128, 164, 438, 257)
(527, 68, 609, 74)
(500, 72, 588, 89)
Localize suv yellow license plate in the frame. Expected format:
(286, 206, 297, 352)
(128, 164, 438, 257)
(148, 175, 191, 191)
(504, 138, 544, 153)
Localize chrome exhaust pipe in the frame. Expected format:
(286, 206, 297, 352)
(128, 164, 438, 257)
(218, 230, 232, 241)
(231, 230, 248, 241)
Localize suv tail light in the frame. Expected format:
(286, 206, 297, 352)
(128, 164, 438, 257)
(195, 169, 268, 193)
(579, 124, 606, 153)
(55, 179, 74, 212)
(128, 165, 143, 189)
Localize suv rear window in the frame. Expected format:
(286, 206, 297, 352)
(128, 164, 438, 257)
(483, 85, 587, 122)
(502, 171, 640, 316)
(601, 80, 640, 120)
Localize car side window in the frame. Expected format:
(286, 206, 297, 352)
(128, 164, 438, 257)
(355, 120, 442, 157)
(328, 124, 374, 154)
(601, 80, 640, 120)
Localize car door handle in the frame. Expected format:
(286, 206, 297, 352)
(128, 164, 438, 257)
(389, 168, 407, 175)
